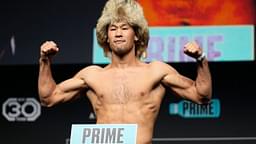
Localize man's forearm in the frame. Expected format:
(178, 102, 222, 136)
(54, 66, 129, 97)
(38, 57, 56, 99)
(195, 58, 212, 102)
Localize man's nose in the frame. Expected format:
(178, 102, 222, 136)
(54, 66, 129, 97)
(115, 29, 122, 37)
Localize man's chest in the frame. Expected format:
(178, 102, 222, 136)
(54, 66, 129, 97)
(86, 70, 162, 103)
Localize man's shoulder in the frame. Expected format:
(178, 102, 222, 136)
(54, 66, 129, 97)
(86, 65, 103, 70)
(148, 60, 176, 74)
(149, 60, 171, 68)
(79, 65, 103, 74)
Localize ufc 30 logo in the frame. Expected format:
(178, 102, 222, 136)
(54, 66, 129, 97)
(2, 98, 41, 122)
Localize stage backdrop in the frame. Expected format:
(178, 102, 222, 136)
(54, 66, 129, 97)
(0, 0, 256, 144)
(0, 0, 255, 65)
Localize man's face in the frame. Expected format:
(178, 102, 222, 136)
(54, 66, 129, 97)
(107, 21, 137, 56)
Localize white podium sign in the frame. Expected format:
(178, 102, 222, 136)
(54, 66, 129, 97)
(70, 124, 137, 144)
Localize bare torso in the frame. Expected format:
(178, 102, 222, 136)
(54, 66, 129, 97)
(39, 39, 211, 143)
(82, 62, 166, 144)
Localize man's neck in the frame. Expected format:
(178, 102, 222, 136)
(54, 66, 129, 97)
(110, 52, 140, 68)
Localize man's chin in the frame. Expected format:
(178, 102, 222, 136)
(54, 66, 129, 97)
(113, 48, 129, 56)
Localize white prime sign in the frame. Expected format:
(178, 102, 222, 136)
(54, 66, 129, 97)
(70, 124, 137, 144)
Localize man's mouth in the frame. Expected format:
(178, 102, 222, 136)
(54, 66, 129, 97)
(114, 40, 125, 44)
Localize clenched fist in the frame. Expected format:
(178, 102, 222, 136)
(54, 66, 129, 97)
(40, 41, 59, 59)
(184, 41, 203, 60)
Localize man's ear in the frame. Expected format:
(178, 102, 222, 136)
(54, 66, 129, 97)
(107, 38, 109, 43)
(135, 36, 138, 41)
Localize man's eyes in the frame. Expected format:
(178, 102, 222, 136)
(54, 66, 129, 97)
(122, 27, 129, 30)
(109, 27, 129, 31)
(110, 28, 116, 31)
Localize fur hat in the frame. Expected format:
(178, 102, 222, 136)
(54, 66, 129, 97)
(96, 0, 149, 59)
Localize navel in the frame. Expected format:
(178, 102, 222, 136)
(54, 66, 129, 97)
(140, 91, 145, 97)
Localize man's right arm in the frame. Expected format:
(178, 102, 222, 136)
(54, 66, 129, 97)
(38, 41, 87, 107)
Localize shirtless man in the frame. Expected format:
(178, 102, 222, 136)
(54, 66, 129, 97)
(38, 0, 212, 143)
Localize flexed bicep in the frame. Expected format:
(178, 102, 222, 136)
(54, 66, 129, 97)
(159, 62, 202, 103)
(56, 77, 87, 102)
(41, 77, 87, 107)
(48, 65, 103, 106)
(162, 72, 199, 102)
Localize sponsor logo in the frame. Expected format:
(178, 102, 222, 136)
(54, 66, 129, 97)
(83, 128, 125, 143)
(169, 99, 221, 118)
(2, 97, 41, 122)
(93, 25, 254, 63)
(70, 124, 137, 144)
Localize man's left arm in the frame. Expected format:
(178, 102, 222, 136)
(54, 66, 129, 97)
(161, 41, 212, 104)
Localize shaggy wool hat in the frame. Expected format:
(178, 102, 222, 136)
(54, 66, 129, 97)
(96, 0, 149, 59)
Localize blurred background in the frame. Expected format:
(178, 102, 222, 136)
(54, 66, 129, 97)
(0, 0, 255, 143)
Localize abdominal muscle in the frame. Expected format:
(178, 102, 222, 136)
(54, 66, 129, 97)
(95, 101, 160, 144)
